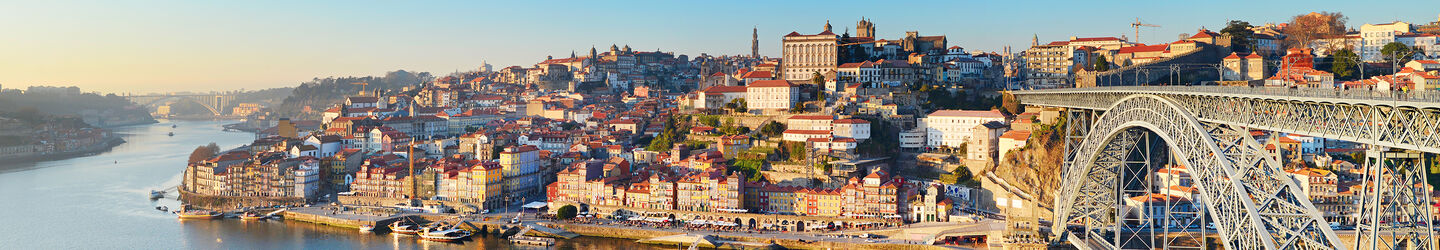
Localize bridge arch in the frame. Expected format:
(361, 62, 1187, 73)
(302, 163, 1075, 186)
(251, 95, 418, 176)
(1052, 94, 1342, 250)
(127, 95, 233, 116)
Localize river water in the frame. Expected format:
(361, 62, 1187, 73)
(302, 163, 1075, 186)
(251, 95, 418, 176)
(0, 120, 646, 249)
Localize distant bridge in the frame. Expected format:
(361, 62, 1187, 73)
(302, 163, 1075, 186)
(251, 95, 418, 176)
(1015, 86, 1436, 250)
(123, 94, 236, 116)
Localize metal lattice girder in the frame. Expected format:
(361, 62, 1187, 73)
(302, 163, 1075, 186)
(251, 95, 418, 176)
(1051, 95, 1344, 250)
(1014, 87, 1440, 154)
(1355, 150, 1436, 250)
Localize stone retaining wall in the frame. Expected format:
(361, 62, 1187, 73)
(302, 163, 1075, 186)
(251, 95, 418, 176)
(179, 190, 305, 210)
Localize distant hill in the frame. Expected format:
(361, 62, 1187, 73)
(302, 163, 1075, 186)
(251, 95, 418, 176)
(0, 86, 154, 127)
(274, 70, 433, 119)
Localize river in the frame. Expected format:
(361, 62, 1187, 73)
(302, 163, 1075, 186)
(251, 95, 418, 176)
(0, 120, 647, 249)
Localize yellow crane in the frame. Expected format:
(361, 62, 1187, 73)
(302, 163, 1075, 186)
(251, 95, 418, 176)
(352, 82, 370, 95)
(1131, 18, 1160, 43)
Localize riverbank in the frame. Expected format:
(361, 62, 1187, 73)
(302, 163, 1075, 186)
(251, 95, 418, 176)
(277, 206, 952, 250)
(0, 136, 125, 166)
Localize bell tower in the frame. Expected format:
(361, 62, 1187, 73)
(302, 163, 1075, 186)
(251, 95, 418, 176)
(751, 26, 759, 58)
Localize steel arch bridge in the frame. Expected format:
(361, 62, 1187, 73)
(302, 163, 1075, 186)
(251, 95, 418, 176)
(123, 94, 235, 116)
(1014, 86, 1436, 250)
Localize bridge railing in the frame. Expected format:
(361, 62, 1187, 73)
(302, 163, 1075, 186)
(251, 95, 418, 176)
(1016, 85, 1440, 104)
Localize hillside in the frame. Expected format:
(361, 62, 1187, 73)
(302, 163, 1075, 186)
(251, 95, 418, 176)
(986, 118, 1066, 211)
(0, 86, 154, 127)
(274, 70, 433, 119)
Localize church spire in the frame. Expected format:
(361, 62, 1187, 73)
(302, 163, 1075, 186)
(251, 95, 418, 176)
(751, 26, 759, 58)
(1032, 34, 1039, 47)
(824, 20, 832, 33)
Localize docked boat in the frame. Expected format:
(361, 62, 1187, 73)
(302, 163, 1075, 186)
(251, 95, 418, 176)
(359, 224, 375, 233)
(240, 212, 266, 221)
(418, 228, 471, 242)
(389, 221, 421, 235)
(149, 190, 165, 199)
(176, 210, 221, 220)
(155, 206, 168, 212)
(168, 132, 174, 137)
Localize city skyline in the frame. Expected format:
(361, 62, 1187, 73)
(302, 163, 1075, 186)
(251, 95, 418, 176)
(3, 0, 1438, 93)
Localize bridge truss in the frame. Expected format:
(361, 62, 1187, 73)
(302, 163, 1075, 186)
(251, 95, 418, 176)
(1018, 87, 1436, 250)
(124, 94, 235, 116)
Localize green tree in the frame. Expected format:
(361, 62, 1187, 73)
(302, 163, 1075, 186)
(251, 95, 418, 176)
(556, 205, 577, 220)
(727, 98, 747, 113)
(1330, 48, 1359, 79)
(785, 142, 808, 162)
(759, 121, 786, 137)
(1220, 20, 1255, 52)
(698, 116, 721, 127)
(810, 72, 827, 98)
(1381, 42, 1414, 65)
(1093, 55, 1111, 71)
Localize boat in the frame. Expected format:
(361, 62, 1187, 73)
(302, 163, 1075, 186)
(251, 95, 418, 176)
(240, 212, 266, 221)
(389, 221, 421, 235)
(418, 228, 471, 242)
(155, 206, 168, 212)
(168, 132, 174, 136)
(176, 210, 221, 220)
(172, 124, 177, 128)
(359, 224, 375, 233)
(149, 190, 165, 199)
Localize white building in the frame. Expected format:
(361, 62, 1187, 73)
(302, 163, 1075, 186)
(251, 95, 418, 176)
(832, 119, 871, 140)
(788, 115, 834, 130)
(745, 80, 798, 111)
(922, 110, 1007, 148)
(1359, 22, 1412, 62)
(998, 130, 1031, 159)
(967, 121, 1008, 163)
(781, 24, 840, 81)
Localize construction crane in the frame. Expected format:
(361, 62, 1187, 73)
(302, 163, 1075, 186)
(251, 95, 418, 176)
(352, 82, 370, 95)
(1131, 18, 1160, 43)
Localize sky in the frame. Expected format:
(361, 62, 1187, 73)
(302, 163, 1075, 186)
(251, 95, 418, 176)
(2, 0, 1438, 94)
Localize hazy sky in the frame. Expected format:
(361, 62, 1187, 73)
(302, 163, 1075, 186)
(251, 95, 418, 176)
(3, 0, 1437, 94)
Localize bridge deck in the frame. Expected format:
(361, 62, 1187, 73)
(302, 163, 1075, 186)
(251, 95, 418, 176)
(1015, 86, 1440, 110)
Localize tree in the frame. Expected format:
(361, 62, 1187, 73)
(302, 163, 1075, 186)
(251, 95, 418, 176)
(1330, 48, 1359, 79)
(188, 143, 221, 163)
(1381, 42, 1414, 65)
(1283, 12, 1347, 49)
(698, 116, 721, 127)
(1093, 55, 1111, 71)
(810, 72, 827, 98)
(1000, 92, 1023, 116)
(1220, 20, 1256, 52)
(556, 205, 578, 220)
(759, 121, 786, 137)
(727, 98, 747, 113)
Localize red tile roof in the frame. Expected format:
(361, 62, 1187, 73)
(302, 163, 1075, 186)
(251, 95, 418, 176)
(741, 71, 773, 79)
(748, 80, 794, 88)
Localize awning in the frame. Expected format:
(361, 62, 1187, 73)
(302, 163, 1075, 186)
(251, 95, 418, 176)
(628, 216, 645, 221)
(717, 208, 749, 213)
(689, 220, 708, 225)
(521, 202, 548, 209)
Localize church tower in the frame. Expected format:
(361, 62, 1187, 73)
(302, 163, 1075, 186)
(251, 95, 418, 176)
(589, 46, 597, 59)
(1032, 34, 1039, 47)
(824, 20, 832, 33)
(857, 17, 875, 38)
(751, 26, 759, 58)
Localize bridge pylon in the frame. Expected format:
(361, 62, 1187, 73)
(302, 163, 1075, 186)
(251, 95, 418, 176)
(1356, 149, 1436, 250)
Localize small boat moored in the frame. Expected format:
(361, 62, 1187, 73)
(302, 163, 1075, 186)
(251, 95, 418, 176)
(359, 224, 375, 233)
(390, 221, 421, 235)
(418, 228, 471, 242)
(176, 210, 221, 220)
(240, 212, 266, 221)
